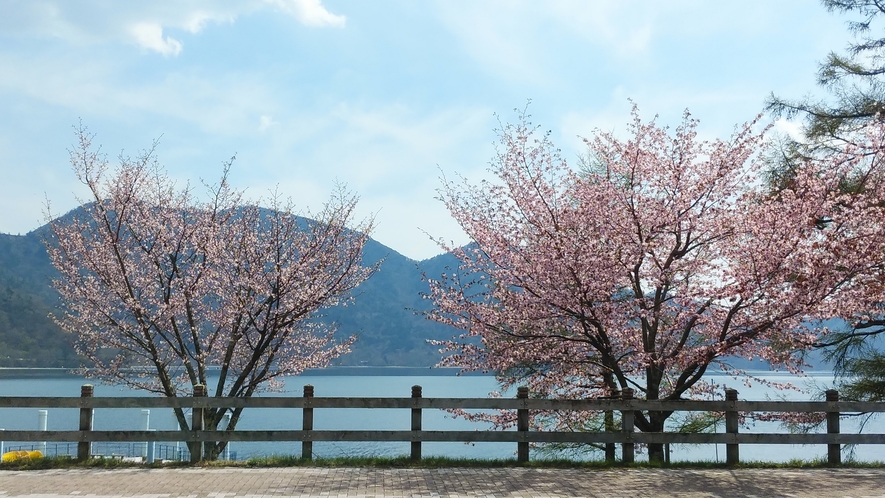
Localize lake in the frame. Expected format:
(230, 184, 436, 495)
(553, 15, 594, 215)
(0, 368, 881, 463)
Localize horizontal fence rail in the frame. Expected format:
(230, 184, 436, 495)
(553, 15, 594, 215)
(3, 397, 885, 412)
(1, 384, 884, 464)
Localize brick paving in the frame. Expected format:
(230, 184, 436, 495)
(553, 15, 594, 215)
(0, 467, 884, 497)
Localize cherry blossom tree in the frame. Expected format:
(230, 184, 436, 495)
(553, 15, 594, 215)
(426, 106, 885, 462)
(766, 0, 885, 404)
(46, 127, 376, 460)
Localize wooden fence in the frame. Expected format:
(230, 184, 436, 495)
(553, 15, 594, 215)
(1, 384, 884, 464)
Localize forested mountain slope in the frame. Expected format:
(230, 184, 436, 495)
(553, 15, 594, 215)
(0, 216, 460, 368)
(0, 215, 831, 371)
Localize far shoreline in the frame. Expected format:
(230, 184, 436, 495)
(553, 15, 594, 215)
(0, 366, 836, 380)
(0, 366, 493, 379)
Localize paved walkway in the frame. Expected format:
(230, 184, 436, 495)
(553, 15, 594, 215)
(0, 467, 884, 497)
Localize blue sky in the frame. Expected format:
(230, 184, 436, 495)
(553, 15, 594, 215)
(0, 1, 852, 260)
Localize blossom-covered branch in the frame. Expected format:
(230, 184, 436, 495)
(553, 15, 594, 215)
(426, 105, 885, 462)
(46, 126, 376, 459)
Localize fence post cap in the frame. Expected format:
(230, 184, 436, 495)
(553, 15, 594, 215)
(517, 386, 529, 398)
(411, 385, 422, 397)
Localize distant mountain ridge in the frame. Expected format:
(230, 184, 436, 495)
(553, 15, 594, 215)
(0, 209, 462, 368)
(0, 209, 834, 372)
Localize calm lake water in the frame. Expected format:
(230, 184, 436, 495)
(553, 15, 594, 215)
(0, 368, 880, 463)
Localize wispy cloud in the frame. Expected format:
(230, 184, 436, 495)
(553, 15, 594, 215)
(0, 48, 282, 135)
(0, 0, 856, 259)
(130, 23, 182, 56)
(263, 0, 346, 28)
(0, 1, 345, 56)
(773, 118, 805, 142)
(258, 115, 278, 132)
(433, 0, 657, 88)
(545, 0, 655, 58)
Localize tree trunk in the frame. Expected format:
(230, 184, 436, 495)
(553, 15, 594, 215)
(647, 442, 665, 463)
(205, 440, 227, 461)
(645, 411, 668, 463)
(199, 409, 235, 461)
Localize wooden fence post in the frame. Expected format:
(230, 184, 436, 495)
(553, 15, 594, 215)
(725, 388, 739, 465)
(826, 389, 841, 465)
(517, 386, 529, 462)
(191, 384, 206, 463)
(302, 384, 314, 460)
(411, 385, 422, 461)
(77, 384, 93, 461)
(620, 388, 634, 463)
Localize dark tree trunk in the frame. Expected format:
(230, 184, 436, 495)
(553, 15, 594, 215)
(645, 411, 668, 463)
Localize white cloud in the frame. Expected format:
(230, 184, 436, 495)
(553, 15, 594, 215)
(182, 10, 235, 33)
(320, 104, 493, 185)
(258, 115, 278, 132)
(432, 3, 553, 87)
(773, 118, 805, 142)
(0, 49, 283, 136)
(264, 0, 346, 28)
(559, 82, 776, 149)
(0, 0, 850, 262)
(230, 103, 496, 259)
(545, 0, 655, 57)
(0, 1, 345, 55)
(130, 23, 183, 56)
(433, 0, 657, 87)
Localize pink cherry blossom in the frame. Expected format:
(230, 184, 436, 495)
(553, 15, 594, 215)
(426, 105, 885, 462)
(45, 126, 376, 459)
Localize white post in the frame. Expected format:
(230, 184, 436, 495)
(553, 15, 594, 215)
(1, 428, 5, 456)
(140, 410, 150, 459)
(221, 412, 231, 461)
(38, 410, 48, 454)
(145, 429, 156, 463)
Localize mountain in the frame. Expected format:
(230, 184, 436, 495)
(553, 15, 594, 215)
(324, 238, 460, 366)
(0, 213, 838, 371)
(0, 213, 462, 368)
(0, 231, 77, 367)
